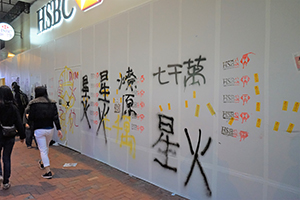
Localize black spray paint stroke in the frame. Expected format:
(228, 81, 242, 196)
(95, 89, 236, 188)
(96, 103, 109, 144)
(81, 100, 91, 128)
(184, 128, 212, 197)
(153, 134, 178, 172)
(152, 114, 180, 172)
(81, 75, 91, 128)
(183, 55, 206, 88)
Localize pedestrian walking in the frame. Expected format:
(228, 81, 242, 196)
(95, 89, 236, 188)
(0, 85, 25, 190)
(23, 107, 38, 149)
(11, 82, 28, 118)
(27, 86, 63, 179)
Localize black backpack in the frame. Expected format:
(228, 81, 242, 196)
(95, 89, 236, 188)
(19, 91, 29, 108)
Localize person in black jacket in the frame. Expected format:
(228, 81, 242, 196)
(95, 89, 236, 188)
(11, 82, 28, 118)
(27, 86, 62, 179)
(0, 85, 25, 190)
(23, 106, 38, 149)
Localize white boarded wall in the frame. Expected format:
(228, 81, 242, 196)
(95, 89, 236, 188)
(1, 0, 300, 200)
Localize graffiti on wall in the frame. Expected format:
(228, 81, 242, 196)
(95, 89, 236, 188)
(184, 128, 212, 196)
(57, 66, 79, 140)
(113, 114, 136, 158)
(81, 75, 91, 128)
(152, 112, 212, 196)
(96, 70, 110, 143)
(152, 113, 180, 172)
(153, 55, 206, 88)
(114, 67, 141, 158)
(79, 67, 145, 159)
(221, 52, 262, 141)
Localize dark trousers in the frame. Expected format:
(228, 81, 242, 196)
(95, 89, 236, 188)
(25, 128, 37, 147)
(0, 137, 15, 184)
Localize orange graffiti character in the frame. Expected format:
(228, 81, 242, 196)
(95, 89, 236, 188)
(240, 112, 250, 123)
(239, 131, 248, 141)
(240, 75, 250, 87)
(241, 94, 250, 105)
(240, 52, 255, 69)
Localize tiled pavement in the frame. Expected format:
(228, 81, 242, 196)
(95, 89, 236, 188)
(0, 138, 188, 200)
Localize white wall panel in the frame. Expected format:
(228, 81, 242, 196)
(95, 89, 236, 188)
(150, 0, 181, 193)
(218, 0, 265, 177)
(67, 31, 81, 67)
(108, 13, 130, 172)
(216, 172, 263, 200)
(55, 36, 68, 69)
(268, 184, 299, 200)
(94, 136, 109, 164)
(268, 0, 300, 190)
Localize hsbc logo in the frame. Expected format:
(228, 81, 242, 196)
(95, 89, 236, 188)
(37, 0, 103, 35)
(75, 0, 104, 11)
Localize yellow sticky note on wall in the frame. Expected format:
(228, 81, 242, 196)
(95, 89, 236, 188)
(185, 101, 188, 108)
(287, 123, 294, 133)
(159, 105, 163, 112)
(282, 101, 288, 111)
(228, 117, 234, 125)
(195, 104, 200, 117)
(207, 103, 215, 115)
(254, 73, 259, 82)
(293, 102, 299, 112)
(193, 91, 196, 98)
(254, 86, 260, 95)
(273, 121, 280, 131)
(256, 102, 261, 112)
(256, 118, 261, 128)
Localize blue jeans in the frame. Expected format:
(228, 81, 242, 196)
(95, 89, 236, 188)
(25, 128, 37, 147)
(0, 137, 15, 184)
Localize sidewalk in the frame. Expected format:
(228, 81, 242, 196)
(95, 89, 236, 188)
(0, 139, 188, 200)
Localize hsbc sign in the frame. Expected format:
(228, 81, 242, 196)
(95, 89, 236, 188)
(37, 0, 75, 34)
(37, 0, 103, 35)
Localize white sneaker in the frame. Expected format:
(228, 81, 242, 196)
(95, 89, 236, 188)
(0, 176, 3, 181)
(3, 182, 10, 190)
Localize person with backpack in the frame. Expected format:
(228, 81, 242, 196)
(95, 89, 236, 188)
(11, 82, 34, 149)
(11, 82, 28, 118)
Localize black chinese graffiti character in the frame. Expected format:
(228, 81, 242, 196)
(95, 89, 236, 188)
(125, 67, 137, 91)
(99, 82, 110, 103)
(117, 67, 138, 91)
(117, 73, 126, 90)
(152, 114, 180, 172)
(99, 70, 110, 103)
(184, 128, 212, 197)
(96, 103, 109, 143)
(168, 64, 182, 85)
(81, 75, 91, 128)
(100, 70, 109, 82)
(153, 66, 169, 85)
(122, 94, 137, 117)
(184, 55, 206, 88)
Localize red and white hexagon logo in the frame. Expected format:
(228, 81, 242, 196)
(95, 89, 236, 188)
(75, 0, 103, 11)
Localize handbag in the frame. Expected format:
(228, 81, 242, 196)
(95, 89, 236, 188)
(1, 124, 17, 137)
